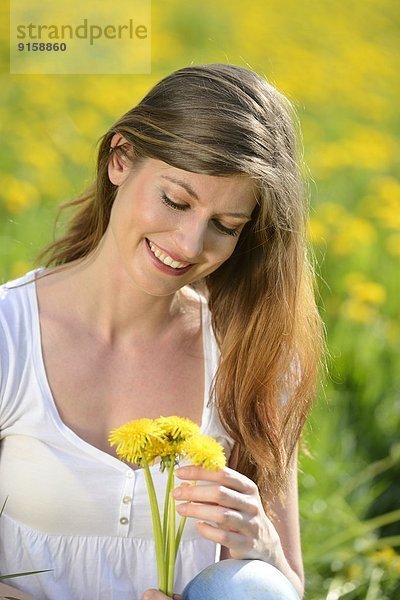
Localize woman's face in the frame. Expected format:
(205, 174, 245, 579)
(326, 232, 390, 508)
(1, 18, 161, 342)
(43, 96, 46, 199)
(105, 157, 257, 296)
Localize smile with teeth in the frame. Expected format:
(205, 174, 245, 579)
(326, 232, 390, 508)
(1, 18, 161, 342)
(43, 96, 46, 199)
(148, 240, 191, 270)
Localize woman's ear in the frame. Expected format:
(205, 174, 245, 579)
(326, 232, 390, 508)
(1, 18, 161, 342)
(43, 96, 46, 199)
(108, 133, 134, 186)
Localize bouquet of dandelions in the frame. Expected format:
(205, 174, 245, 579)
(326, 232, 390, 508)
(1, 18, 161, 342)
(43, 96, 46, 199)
(109, 416, 226, 597)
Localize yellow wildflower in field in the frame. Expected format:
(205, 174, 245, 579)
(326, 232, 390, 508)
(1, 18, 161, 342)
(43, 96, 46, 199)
(367, 177, 400, 231)
(347, 127, 396, 171)
(318, 202, 347, 225)
(349, 281, 386, 306)
(182, 434, 226, 471)
(341, 299, 377, 324)
(387, 234, 400, 256)
(1, 175, 40, 214)
(23, 142, 60, 170)
(308, 218, 327, 245)
(370, 547, 400, 574)
(311, 128, 396, 175)
(331, 217, 376, 256)
(341, 273, 386, 323)
(347, 561, 363, 582)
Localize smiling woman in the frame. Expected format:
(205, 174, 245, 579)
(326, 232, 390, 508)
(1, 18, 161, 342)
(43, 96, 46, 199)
(100, 156, 256, 295)
(0, 64, 324, 600)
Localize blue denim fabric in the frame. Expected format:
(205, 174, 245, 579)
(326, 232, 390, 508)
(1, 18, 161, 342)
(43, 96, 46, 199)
(182, 559, 300, 600)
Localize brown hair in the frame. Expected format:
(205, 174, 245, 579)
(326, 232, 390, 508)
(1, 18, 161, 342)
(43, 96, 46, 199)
(40, 64, 324, 503)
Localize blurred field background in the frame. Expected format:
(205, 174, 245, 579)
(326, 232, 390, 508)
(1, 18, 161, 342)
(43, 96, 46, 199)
(1, 1, 399, 598)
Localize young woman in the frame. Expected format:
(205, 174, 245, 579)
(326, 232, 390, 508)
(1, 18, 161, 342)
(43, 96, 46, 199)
(0, 64, 324, 600)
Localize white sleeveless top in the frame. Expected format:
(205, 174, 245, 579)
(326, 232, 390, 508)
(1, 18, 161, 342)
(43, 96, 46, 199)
(0, 270, 234, 600)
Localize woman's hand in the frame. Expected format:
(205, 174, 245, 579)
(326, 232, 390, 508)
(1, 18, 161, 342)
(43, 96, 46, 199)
(140, 591, 181, 600)
(172, 465, 281, 563)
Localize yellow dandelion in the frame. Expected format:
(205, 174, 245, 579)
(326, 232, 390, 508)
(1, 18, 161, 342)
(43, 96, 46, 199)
(387, 234, 400, 256)
(350, 281, 386, 305)
(148, 416, 201, 469)
(370, 546, 396, 567)
(2, 176, 40, 214)
(183, 434, 226, 471)
(318, 202, 347, 225)
(308, 218, 327, 245)
(155, 416, 201, 442)
(347, 562, 363, 581)
(109, 418, 162, 464)
(341, 299, 376, 324)
(145, 438, 186, 466)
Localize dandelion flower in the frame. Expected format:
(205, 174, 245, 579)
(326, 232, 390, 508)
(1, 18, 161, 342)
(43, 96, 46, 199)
(109, 415, 227, 594)
(145, 438, 182, 466)
(109, 418, 162, 464)
(155, 416, 201, 441)
(183, 434, 226, 471)
(151, 416, 201, 469)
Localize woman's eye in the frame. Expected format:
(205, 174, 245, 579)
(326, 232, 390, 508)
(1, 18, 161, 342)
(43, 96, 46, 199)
(161, 192, 187, 211)
(212, 220, 240, 237)
(161, 191, 240, 237)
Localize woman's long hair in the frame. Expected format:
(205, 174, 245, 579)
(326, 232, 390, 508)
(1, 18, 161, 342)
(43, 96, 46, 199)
(40, 64, 324, 504)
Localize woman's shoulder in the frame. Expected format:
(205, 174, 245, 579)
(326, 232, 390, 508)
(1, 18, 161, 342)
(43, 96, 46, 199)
(180, 283, 208, 305)
(0, 270, 41, 412)
(0, 270, 41, 368)
(177, 285, 207, 329)
(0, 269, 39, 318)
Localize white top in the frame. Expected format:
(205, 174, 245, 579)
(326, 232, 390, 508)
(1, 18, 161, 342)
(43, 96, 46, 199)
(0, 270, 234, 600)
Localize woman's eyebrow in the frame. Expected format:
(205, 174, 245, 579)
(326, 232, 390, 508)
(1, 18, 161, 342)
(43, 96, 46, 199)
(160, 175, 199, 200)
(217, 212, 252, 220)
(160, 175, 252, 220)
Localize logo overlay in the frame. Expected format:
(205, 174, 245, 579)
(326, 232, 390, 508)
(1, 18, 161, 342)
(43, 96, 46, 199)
(10, 0, 151, 74)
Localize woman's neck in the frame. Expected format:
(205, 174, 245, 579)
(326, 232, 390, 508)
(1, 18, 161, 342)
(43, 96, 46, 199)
(38, 252, 185, 345)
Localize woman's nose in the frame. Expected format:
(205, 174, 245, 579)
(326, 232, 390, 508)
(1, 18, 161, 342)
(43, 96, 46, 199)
(174, 220, 207, 261)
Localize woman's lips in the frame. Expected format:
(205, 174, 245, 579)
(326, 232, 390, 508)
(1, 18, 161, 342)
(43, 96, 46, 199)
(145, 239, 194, 276)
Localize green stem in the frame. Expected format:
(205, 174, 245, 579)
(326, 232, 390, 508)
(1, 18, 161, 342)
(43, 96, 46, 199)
(174, 480, 196, 560)
(341, 453, 397, 496)
(370, 535, 400, 550)
(175, 516, 187, 560)
(0, 496, 7, 517)
(142, 456, 166, 593)
(308, 508, 400, 559)
(167, 469, 176, 597)
(0, 570, 51, 580)
(163, 458, 175, 551)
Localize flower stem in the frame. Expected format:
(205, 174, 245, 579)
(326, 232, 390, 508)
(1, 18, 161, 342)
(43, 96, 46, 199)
(163, 459, 175, 551)
(174, 480, 195, 560)
(175, 515, 187, 560)
(166, 462, 176, 597)
(142, 456, 166, 593)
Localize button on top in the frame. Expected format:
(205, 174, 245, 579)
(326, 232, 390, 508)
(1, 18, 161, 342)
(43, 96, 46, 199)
(126, 471, 134, 479)
(123, 496, 132, 504)
(120, 517, 129, 525)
